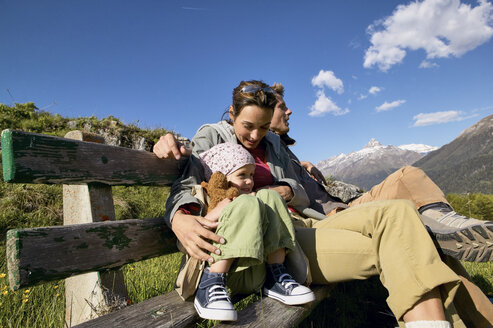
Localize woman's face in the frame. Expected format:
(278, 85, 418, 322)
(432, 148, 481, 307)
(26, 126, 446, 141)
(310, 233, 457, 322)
(230, 105, 273, 149)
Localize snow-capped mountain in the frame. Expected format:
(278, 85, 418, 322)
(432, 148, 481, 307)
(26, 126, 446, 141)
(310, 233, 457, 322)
(398, 143, 438, 154)
(316, 139, 437, 190)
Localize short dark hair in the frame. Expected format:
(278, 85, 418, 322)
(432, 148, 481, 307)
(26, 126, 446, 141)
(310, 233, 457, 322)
(271, 82, 285, 97)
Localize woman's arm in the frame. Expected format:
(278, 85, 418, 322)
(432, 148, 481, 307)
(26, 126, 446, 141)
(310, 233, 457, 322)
(153, 134, 191, 159)
(164, 123, 229, 261)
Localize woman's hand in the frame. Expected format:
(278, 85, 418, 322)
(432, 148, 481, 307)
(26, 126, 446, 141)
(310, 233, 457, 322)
(258, 185, 294, 202)
(171, 210, 225, 263)
(300, 161, 327, 186)
(153, 134, 192, 160)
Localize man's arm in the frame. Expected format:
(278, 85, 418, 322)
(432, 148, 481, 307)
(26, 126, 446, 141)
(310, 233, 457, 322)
(300, 161, 327, 186)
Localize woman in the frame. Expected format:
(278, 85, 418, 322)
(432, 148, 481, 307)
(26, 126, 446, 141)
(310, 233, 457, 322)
(162, 80, 463, 327)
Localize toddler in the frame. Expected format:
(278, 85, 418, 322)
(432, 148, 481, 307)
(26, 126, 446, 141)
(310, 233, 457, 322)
(193, 142, 315, 321)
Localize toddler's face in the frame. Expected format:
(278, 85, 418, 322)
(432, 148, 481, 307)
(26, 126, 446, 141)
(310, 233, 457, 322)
(227, 164, 255, 194)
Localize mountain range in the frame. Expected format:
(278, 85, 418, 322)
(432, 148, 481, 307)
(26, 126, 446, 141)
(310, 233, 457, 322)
(414, 114, 493, 194)
(316, 114, 493, 194)
(316, 139, 436, 190)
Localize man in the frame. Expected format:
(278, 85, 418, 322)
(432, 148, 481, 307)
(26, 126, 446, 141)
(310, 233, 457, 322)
(269, 82, 493, 261)
(269, 83, 493, 326)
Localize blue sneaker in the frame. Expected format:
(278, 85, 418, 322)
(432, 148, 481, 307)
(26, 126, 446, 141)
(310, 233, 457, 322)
(194, 268, 237, 321)
(263, 263, 315, 305)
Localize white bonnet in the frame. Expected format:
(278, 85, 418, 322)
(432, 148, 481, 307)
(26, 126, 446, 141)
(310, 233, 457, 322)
(199, 142, 255, 180)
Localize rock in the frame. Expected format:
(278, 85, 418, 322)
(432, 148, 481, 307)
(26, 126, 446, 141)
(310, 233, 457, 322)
(325, 180, 364, 203)
(97, 129, 120, 147)
(83, 122, 92, 132)
(177, 136, 191, 148)
(132, 136, 147, 151)
(67, 121, 77, 129)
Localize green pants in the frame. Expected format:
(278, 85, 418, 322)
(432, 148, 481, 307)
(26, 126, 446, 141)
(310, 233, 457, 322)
(211, 189, 296, 295)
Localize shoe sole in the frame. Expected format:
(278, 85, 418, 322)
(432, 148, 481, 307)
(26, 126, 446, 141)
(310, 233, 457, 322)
(194, 298, 238, 321)
(263, 288, 316, 305)
(432, 224, 493, 262)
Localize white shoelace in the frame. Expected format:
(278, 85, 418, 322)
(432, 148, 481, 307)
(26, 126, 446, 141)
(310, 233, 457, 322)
(208, 284, 230, 303)
(278, 273, 298, 289)
(437, 210, 469, 228)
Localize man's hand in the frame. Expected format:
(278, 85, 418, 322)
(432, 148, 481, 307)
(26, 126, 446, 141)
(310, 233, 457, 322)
(300, 161, 327, 186)
(257, 185, 293, 202)
(153, 133, 192, 160)
(171, 211, 225, 263)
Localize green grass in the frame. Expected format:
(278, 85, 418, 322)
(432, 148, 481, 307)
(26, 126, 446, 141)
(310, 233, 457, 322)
(0, 183, 491, 327)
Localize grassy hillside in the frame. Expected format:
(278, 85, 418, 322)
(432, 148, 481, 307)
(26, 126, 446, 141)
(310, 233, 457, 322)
(0, 102, 173, 150)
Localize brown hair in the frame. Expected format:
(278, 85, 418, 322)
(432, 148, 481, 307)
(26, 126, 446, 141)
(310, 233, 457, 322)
(271, 82, 285, 97)
(222, 80, 278, 121)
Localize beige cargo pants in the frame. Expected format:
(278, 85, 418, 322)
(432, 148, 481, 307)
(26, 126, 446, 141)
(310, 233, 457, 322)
(334, 166, 493, 327)
(295, 199, 463, 325)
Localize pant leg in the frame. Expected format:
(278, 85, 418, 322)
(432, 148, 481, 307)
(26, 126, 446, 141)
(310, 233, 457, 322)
(347, 167, 493, 324)
(296, 200, 462, 322)
(349, 166, 449, 209)
(256, 189, 297, 256)
(227, 190, 299, 296)
(211, 194, 265, 268)
(443, 256, 493, 327)
(211, 192, 298, 296)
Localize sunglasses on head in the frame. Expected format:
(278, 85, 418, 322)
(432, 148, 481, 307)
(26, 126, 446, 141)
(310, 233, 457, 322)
(238, 85, 277, 95)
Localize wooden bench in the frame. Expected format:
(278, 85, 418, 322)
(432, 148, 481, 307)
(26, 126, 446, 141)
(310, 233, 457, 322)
(2, 129, 331, 327)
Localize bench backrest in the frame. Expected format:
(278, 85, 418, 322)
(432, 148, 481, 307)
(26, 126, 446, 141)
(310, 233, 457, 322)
(2, 129, 185, 290)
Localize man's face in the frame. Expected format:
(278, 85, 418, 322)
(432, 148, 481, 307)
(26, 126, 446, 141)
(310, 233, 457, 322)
(270, 95, 292, 135)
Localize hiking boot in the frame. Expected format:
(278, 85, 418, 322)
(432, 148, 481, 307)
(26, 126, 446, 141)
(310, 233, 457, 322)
(420, 202, 492, 229)
(263, 263, 315, 305)
(421, 213, 493, 262)
(194, 268, 237, 321)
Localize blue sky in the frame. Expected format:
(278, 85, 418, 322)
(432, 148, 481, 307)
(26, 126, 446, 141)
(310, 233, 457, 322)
(1, 0, 492, 163)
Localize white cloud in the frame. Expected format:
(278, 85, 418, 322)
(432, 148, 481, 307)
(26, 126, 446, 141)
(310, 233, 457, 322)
(311, 70, 344, 94)
(376, 99, 406, 112)
(359, 86, 382, 100)
(419, 60, 440, 68)
(412, 110, 469, 126)
(369, 86, 382, 95)
(364, 0, 493, 71)
(309, 90, 349, 117)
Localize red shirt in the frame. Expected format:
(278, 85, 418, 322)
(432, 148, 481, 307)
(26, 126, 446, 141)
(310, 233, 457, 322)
(248, 144, 274, 190)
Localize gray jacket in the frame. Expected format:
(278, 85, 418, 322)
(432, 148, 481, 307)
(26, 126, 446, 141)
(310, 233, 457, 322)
(164, 121, 324, 227)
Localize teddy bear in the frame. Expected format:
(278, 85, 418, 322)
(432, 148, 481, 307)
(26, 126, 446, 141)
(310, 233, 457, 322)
(201, 172, 239, 213)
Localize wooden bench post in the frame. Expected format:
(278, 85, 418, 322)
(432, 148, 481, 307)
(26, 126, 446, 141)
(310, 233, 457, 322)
(63, 131, 129, 326)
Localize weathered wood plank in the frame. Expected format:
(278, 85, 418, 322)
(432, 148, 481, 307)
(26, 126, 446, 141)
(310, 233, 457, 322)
(214, 285, 333, 328)
(71, 286, 332, 328)
(6, 218, 177, 290)
(73, 290, 199, 328)
(1, 129, 187, 185)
